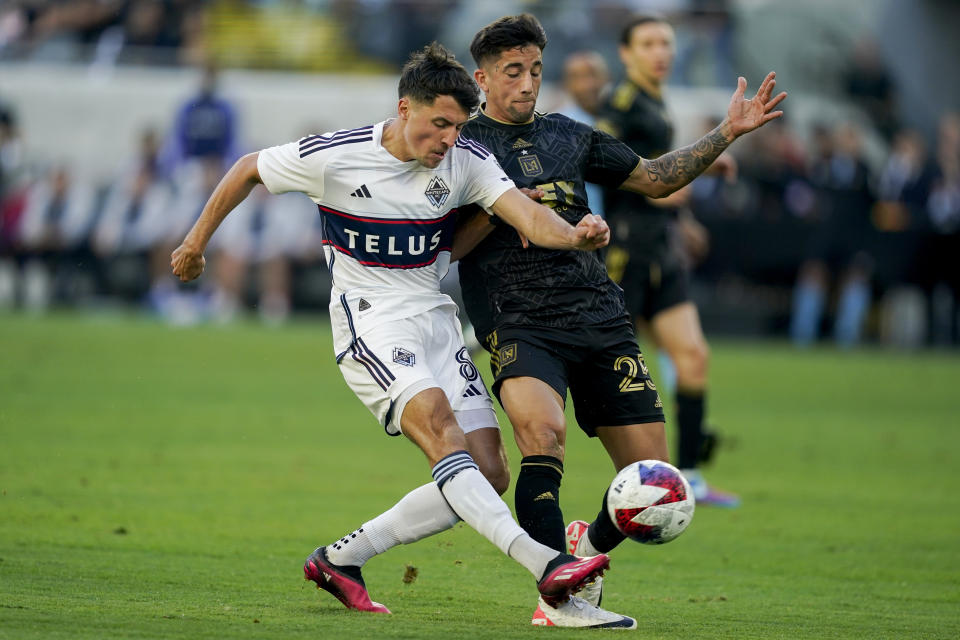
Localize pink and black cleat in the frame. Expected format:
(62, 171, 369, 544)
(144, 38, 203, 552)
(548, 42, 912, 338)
(303, 546, 391, 614)
(536, 553, 610, 607)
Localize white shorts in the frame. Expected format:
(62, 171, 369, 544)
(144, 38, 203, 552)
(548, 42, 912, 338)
(337, 304, 498, 437)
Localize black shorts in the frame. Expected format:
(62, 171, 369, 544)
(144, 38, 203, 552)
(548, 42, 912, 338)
(484, 323, 665, 436)
(606, 245, 689, 321)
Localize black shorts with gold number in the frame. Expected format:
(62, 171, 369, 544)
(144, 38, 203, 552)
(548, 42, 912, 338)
(485, 323, 665, 436)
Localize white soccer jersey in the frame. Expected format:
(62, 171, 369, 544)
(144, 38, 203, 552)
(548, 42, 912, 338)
(257, 120, 514, 357)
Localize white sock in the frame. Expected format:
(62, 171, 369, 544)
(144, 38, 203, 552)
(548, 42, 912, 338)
(326, 483, 460, 567)
(433, 451, 559, 579)
(325, 525, 378, 567)
(507, 534, 554, 579)
(576, 527, 602, 557)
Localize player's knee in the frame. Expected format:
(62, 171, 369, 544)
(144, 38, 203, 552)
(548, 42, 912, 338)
(674, 340, 709, 385)
(516, 420, 565, 459)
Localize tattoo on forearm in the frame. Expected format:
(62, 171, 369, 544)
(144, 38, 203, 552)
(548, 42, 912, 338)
(643, 125, 731, 189)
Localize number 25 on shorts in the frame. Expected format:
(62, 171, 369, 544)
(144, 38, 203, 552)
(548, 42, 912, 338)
(615, 354, 649, 393)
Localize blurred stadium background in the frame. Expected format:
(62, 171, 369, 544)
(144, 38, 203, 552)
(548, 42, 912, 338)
(0, 0, 958, 346)
(0, 0, 960, 346)
(2, 2, 959, 637)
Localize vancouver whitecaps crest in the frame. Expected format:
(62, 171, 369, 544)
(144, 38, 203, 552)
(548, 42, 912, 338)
(424, 176, 451, 208)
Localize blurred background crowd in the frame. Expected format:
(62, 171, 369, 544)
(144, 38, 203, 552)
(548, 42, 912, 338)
(0, 0, 957, 347)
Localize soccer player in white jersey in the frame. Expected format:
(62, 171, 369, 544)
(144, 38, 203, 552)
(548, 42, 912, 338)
(171, 43, 613, 617)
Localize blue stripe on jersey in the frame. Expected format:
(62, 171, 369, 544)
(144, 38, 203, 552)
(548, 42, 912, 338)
(300, 128, 374, 154)
(455, 137, 490, 159)
(318, 204, 457, 269)
(300, 135, 373, 158)
(300, 125, 374, 149)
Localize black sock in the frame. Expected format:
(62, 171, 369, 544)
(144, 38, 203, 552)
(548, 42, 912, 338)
(515, 455, 566, 553)
(587, 488, 626, 553)
(676, 389, 706, 469)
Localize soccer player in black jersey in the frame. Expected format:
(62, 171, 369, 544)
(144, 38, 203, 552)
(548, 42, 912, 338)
(597, 15, 739, 507)
(452, 14, 785, 626)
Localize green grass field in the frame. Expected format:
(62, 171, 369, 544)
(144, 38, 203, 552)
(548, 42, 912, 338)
(2, 312, 958, 639)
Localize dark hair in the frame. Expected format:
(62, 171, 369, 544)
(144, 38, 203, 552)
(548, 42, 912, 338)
(398, 42, 479, 113)
(469, 13, 548, 68)
(619, 14, 669, 46)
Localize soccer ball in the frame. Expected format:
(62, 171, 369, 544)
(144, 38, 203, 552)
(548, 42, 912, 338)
(607, 460, 695, 544)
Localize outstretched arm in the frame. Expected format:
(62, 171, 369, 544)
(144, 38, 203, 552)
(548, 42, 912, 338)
(489, 187, 609, 251)
(451, 188, 547, 260)
(621, 71, 786, 198)
(171, 152, 262, 281)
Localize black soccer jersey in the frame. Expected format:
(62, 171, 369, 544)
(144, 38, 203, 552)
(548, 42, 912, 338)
(598, 80, 676, 262)
(458, 108, 641, 338)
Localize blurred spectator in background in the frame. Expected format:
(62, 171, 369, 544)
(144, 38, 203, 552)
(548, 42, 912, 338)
(343, 0, 458, 69)
(927, 113, 960, 234)
(921, 113, 960, 345)
(873, 129, 933, 233)
(790, 123, 875, 348)
(0, 100, 26, 307)
(145, 62, 242, 322)
(91, 0, 189, 68)
(14, 164, 97, 310)
(558, 51, 609, 124)
(91, 126, 173, 302)
(671, 1, 735, 87)
(211, 185, 319, 325)
(0, 0, 202, 66)
(18, 0, 122, 62)
(869, 129, 933, 347)
(557, 50, 610, 218)
(150, 156, 223, 322)
(0, 100, 24, 199)
(160, 63, 240, 176)
(598, 14, 739, 507)
(734, 116, 810, 222)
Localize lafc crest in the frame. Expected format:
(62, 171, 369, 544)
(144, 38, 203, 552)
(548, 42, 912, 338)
(517, 152, 543, 178)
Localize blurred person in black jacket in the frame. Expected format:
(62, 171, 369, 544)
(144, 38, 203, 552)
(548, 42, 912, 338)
(790, 123, 875, 347)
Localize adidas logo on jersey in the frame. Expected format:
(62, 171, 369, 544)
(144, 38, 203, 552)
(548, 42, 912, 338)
(358, 298, 371, 311)
(512, 137, 534, 150)
(462, 384, 483, 398)
(350, 184, 373, 198)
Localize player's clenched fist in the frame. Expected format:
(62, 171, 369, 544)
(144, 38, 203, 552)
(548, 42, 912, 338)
(573, 213, 610, 250)
(170, 244, 206, 282)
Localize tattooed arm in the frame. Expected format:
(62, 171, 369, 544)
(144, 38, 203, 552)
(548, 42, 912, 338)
(621, 122, 734, 197)
(620, 72, 786, 198)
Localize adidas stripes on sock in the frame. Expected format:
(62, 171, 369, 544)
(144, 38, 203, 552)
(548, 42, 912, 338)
(515, 455, 566, 553)
(326, 482, 461, 567)
(433, 450, 557, 579)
